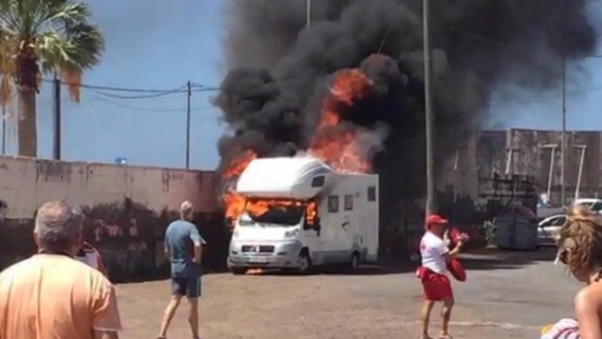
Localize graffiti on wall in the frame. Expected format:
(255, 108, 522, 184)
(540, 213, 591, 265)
(0, 198, 228, 282)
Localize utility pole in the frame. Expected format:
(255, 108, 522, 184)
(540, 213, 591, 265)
(306, 0, 311, 28)
(560, 54, 567, 206)
(423, 0, 436, 216)
(52, 75, 61, 160)
(185, 81, 191, 169)
(1, 105, 5, 155)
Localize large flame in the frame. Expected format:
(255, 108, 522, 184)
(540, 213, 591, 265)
(308, 67, 372, 173)
(246, 199, 317, 225)
(223, 150, 256, 222)
(221, 63, 375, 224)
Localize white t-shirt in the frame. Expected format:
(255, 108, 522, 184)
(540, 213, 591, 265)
(420, 231, 448, 274)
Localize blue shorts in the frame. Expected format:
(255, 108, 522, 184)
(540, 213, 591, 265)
(171, 276, 201, 298)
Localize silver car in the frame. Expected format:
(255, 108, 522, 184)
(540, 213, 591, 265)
(537, 214, 566, 247)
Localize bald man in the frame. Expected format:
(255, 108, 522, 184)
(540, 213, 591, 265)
(157, 201, 205, 339)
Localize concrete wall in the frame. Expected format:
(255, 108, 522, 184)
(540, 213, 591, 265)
(438, 128, 602, 204)
(0, 156, 226, 281)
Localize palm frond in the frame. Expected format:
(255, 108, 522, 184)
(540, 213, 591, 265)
(0, 0, 104, 102)
(34, 1, 91, 34)
(0, 24, 17, 107)
(36, 22, 104, 102)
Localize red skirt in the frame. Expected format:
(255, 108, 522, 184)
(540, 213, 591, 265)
(416, 266, 453, 301)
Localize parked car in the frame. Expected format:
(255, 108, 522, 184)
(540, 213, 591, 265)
(537, 214, 566, 247)
(537, 197, 602, 218)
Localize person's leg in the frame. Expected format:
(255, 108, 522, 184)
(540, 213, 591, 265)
(440, 296, 454, 338)
(420, 275, 436, 339)
(438, 277, 454, 339)
(420, 298, 435, 339)
(186, 277, 202, 338)
(158, 278, 185, 338)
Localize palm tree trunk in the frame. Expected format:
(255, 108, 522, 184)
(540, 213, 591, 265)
(17, 87, 37, 157)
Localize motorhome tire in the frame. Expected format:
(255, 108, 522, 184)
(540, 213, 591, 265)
(349, 252, 360, 272)
(231, 267, 247, 275)
(297, 250, 312, 274)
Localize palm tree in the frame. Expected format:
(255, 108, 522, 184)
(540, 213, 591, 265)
(0, 0, 104, 157)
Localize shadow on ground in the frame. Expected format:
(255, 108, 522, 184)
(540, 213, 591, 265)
(241, 264, 416, 277)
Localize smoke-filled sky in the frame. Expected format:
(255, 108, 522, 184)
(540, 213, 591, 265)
(2, 0, 602, 169)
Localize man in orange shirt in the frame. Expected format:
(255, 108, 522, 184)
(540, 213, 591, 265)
(0, 200, 122, 339)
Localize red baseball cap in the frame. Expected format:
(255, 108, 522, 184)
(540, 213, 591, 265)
(425, 214, 448, 228)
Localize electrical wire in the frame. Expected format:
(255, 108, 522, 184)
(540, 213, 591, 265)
(86, 91, 215, 113)
(86, 86, 187, 100)
(40, 78, 189, 93)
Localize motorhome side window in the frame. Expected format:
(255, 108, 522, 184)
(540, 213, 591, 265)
(311, 176, 325, 187)
(344, 194, 353, 211)
(367, 186, 376, 202)
(328, 195, 339, 213)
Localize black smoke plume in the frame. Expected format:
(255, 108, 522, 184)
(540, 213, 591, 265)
(214, 0, 598, 221)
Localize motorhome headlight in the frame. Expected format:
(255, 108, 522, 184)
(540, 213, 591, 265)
(284, 229, 299, 238)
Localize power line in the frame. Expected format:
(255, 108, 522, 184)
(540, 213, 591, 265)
(86, 86, 187, 100)
(41, 78, 190, 94)
(86, 91, 214, 113)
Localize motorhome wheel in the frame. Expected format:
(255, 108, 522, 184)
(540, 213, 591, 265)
(350, 252, 360, 271)
(297, 251, 312, 274)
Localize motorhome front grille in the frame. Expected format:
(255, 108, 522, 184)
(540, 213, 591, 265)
(241, 245, 275, 253)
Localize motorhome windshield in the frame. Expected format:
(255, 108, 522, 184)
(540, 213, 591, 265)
(244, 199, 305, 226)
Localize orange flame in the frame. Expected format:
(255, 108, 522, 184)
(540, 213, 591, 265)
(308, 67, 373, 173)
(246, 199, 317, 225)
(223, 150, 257, 222)
(221, 150, 317, 226)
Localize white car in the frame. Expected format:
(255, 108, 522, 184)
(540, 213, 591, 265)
(537, 198, 602, 219)
(537, 214, 566, 247)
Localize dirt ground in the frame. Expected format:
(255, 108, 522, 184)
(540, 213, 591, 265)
(118, 248, 579, 339)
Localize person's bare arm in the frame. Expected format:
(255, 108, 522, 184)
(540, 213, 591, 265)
(575, 287, 602, 339)
(193, 243, 202, 264)
(189, 225, 205, 264)
(164, 228, 170, 257)
(443, 244, 462, 259)
(443, 233, 468, 260)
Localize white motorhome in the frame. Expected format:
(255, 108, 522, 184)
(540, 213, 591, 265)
(227, 157, 379, 274)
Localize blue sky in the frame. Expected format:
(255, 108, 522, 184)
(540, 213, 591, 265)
(1, 0, 601, 170)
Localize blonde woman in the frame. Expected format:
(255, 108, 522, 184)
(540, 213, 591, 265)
(543, 206, 602, 339)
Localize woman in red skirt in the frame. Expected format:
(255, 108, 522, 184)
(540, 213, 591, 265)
(417, 215, 468, 339)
